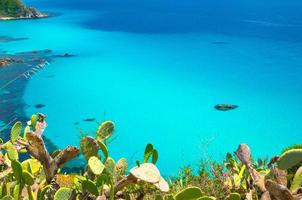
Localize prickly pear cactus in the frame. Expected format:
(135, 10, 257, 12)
(152, 149, 158, 164)
(54, 187, 74, 200)
(115, 158, 128, 175)
(96, 121, 114, 142)
(4, 142, 18, 161)
(97, 140, 108, 161)
(10, 121, 22, 143)
(22, 170, 34, 185)
(11, 160, 23, 182)
(198, 197, 216, 200)
(82, 179, 99, 196)
(1, 195, 14, 200)
(30, 114, 38, 131)
(80, 136, 99, 161)
(290, 166, 302, 193)
(226, 193, 241, 200)
(104, 157, 116, 178)
(174, 186, 203, 200)
(144, 144, 154, 163)
(56, 175, 76, 188)
(88, 156, 105, 175)
(277, 149, 302, 170)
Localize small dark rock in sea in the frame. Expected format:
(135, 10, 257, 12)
(83, 118, 96, 122)
(74, 122, 79, 125)
(34, 104, 46, 109)
(0, 36, 29, 43)
(212, 41, 228, 45)
(53, 53, 75, 58)
(214, 104, 238, 111)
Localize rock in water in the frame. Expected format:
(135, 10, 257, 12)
(214, 104, 238, 111)
(34, 104, 46, 109)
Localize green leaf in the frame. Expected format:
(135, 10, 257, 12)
(22, 171, 34, 185)
(82, 180, 99, 196)
(174, 186, 203, 200)
(97, 140, 108, 161)
(290, 166, 302, 193)
(10, 121, 22, 143)
(54, 187, 74, 200)
(152, 149, 158, 164)
(143, 144, 153, 163)
(88, 156, 105, 175)
(11, 160, 23, 182)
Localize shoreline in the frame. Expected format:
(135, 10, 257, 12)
(0, 13, 49, 21)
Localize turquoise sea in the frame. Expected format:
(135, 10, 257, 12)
(1, 0, 302, 175)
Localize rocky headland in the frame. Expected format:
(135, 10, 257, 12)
(0, 0, 47, 20)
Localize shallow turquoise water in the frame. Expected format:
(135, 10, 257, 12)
(1, 8, 302, 175)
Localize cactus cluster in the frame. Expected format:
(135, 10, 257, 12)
(1, 113, 302, 200)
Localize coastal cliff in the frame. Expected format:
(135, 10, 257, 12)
(0, 0, 46, 20)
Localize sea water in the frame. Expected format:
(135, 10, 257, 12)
(1, 0, 302, 175)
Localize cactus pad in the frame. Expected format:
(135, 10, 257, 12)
(5, 142, 18, 160)
(80, 136, 99, 161)
(96, 121, 114, 141)
(57, 175, 76, 188)
(198, 197, 216, 200)
(22, 170, 34, 185)
(277, 149, 302, 170)
(54, 187, 74, 200)
(88, 156, 105, 175)
(115, 158, 128, 175)
(11, 160, 23, 182)
(290, 166, 302, 193)
(10, 121, 22, 143)
(174, 186, 203, 200)
(104, 157, 116, 177)
(82, 179, 99, 196)
(97, 140, 108, 161)
(226, 193, 241, 200)
(144, 144, 154, 163)
(152, 149, 158, 164)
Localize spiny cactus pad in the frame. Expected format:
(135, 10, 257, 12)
(22, 170, 34, 185)
(144, 144, 154, 163)
(174, 186, 203, 200)
(88, 156, 105, 175)
(80, 136, 99, 161)
(10, 121, 22, 143)
(97, 140, 108, 160)
(277, 149, 302, 170)
(54, 187, 74, 200)
(4, 141, 18, 160)
(1, 196, 14, 200)
(97, 121, 114, 141)
(11, 160, 23, 182)
(82, 179, 99, 196)
(290, 166, 302, 193)
(197, 197, 216, 200)
(226, 193, 241, 200)
(104, 157, 116, 177)
(115, 158, 128, 175)
(152, 149, 159, 164)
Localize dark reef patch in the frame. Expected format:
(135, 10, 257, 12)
(214, 104, 238, 111)
(34, 104, 46, 109)
(0, 36, 29, 43)
(83, 118, 96, 122)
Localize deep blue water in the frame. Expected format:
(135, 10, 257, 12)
(1, 0, 302, 175)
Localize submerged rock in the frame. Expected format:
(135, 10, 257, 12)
(214, 104, 238, 111)
(83, 118, 96, 122)
(34, 104, 46, 109)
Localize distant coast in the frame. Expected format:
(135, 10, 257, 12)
(0, 0, 47, 21)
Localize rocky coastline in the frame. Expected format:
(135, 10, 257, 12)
(0, 0, 48, 21)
